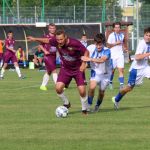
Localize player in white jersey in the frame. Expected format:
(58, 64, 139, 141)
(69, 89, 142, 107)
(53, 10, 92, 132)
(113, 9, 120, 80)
(107, 22, 127, 90)
(81, 33, 112, 112)
(112, 27, 150, 109)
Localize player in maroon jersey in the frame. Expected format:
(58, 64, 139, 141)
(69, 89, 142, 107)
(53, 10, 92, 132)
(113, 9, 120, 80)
(39, 23, 58, 91)
(28, 30, 89, 114)
(0, 31, 24, 79)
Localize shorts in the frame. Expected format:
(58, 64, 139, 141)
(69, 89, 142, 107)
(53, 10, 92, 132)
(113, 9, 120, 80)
(90, 70, 111, 91)
(44, 55, 56, 73)
(4, 50, 17, 63)
(112, 54, 124, 69)
(128, 66, 150, 87)
(0, 53, 3, 60)
(57, 68, 86, 86)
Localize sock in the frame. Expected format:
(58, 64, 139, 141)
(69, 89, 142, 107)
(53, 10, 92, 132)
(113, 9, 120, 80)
(41, 73, 49, 86)
(118, 77, 124, 85)
(57, 92, 69, 105)
(0, 68, 5, 77)
(115, 92, 125, 102)
(110, 72, 114, 84)
(88, 96, 94, 105)
(15, 66, 21, 77)
(0, 60, 3, 67)
(80, 96, 88, 111)
(52, 73, 58, 84)
(96, 99, 103, 107)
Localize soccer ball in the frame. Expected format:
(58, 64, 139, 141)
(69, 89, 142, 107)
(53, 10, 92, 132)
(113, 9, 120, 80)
(55, 106, 69, 118)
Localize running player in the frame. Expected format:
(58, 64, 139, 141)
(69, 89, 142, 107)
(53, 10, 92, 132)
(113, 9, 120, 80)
(28, 30, 89, 114)
(0, 31, 24, 79)
(112, 27, 150, 109)
(107, 22, 127, 90)
(40, 23, 58, 91)
(81, 33, 112, 112)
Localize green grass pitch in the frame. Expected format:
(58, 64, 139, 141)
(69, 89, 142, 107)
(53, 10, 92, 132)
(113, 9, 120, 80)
(0, 65, 150, 150)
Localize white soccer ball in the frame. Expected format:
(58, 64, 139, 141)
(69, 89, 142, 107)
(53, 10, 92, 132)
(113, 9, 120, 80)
(55, 106, 69, 118)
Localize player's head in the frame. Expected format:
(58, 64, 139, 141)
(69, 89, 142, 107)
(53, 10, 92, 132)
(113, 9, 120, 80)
(113, 22, 121, 33)
(81, 34, 87, 41)
(48, 23, 56, 35)
(94, 33, 105, 51)
(56, 30, 67, 47)
(18, 46, 22, 51)
(144, 27, 150, 43)
(7, 31, 13, 39)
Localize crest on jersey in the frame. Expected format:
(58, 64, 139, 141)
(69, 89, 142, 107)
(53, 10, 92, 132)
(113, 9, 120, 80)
(68, 47, 73, 51)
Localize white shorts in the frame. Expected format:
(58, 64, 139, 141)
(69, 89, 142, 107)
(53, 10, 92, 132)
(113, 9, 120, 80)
(90, 74, 111, 91)
(112, 55, 124, 69)
(128, 66, 150, 86)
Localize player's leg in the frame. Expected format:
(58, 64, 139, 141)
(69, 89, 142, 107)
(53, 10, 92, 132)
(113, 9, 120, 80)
(109, 58, 116, 89)
(14, 61, 24, 78)
(87, 80, 97, 111)
(112, 68, 136, 109)
(75, 71, 88, 114)
(117, 55, 125, 90)
(0, 53, 3, 68)
(52, 69, 58, 84)
(56, 68, 71, 108)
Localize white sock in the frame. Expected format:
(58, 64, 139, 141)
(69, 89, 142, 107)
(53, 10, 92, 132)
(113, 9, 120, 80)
(52, 73, 58, 84)
(41, 73, 49, 86)
(80, 96, 88, 111)
(15, 66, 21, 77)
(0, 60, 3, 67)
(0, 68, 5, 77)
(57, 92, 69, 105)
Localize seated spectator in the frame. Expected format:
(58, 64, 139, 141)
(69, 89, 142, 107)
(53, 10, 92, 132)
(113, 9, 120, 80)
(33, 46, 44, 68)
(16, 46, 27, 67)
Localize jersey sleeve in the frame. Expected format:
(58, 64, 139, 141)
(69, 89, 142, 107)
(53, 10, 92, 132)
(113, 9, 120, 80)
(87, 44, 95, 57)
(103, 49, 111, 59)
(107, 33, 113, 44)
(135, 40, 145, 54)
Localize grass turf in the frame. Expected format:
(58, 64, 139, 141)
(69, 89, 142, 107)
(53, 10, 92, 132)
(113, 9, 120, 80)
(0, 66, 150, 150)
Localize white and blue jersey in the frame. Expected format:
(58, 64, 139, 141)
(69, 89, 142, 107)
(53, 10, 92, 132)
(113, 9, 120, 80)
(87, 44, 112, 76)
(107, 32, 124, 59)
(128, 39, 150, 87)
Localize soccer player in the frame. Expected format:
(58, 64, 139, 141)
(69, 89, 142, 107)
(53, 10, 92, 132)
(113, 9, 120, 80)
(107, 22, 127, 90)
(0, 31, 24, 79)
(28, 30, 89, 114)
(112, 27, 150, 109)
(40, 23, 58, 91)
(16, 46, 27, 68)
(81, 33, 112, 112)
(0, 39, 4, 68)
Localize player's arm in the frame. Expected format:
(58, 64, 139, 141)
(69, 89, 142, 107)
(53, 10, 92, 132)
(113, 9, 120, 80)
(38, 45, 50, 55)
(6, 45, 16, 53)
(135, 52, 150, 60)
(80, 50, 89, 72)
(27, 36, 49, 44)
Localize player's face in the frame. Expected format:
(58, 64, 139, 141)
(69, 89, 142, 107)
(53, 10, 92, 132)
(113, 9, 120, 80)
(96, 42, 103, 51)
(144, 32, 150, 43)
(56, 34, 67, 47)
(8, 32, 13, 39)
(114, 25, 121, 33)
(48, 25, 56, 34)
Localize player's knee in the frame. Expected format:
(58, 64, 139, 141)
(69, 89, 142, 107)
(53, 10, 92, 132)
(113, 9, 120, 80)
(55, 84, 64, 94)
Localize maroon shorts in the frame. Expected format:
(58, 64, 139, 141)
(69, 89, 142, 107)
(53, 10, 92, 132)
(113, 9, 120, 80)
(3, 50, 17, 63)
(57, 68, 86, 86)
(0, 53, 3, 60)
(44, 55, 56, 73)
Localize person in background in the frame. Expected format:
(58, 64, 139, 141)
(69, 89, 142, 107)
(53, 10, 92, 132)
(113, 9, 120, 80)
(16, 46, 27, 68)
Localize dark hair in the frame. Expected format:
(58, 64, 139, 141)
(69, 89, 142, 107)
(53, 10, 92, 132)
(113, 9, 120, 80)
(56, 30, 66, 36)
(94, 33, 106, 44)
(113, 22, 121, 28)
(49, 23, 56, 27)
(8, 30, 13, 33)
(144, 27, 150, 34)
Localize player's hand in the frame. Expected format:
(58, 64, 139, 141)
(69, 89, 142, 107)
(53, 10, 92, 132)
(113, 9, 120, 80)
(115, 40, 122, 45)
(44, 51, 50, 55)
(27, 36, 35, 41)
(80, 64, 87, 72)
(81, 56, 91, 62)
